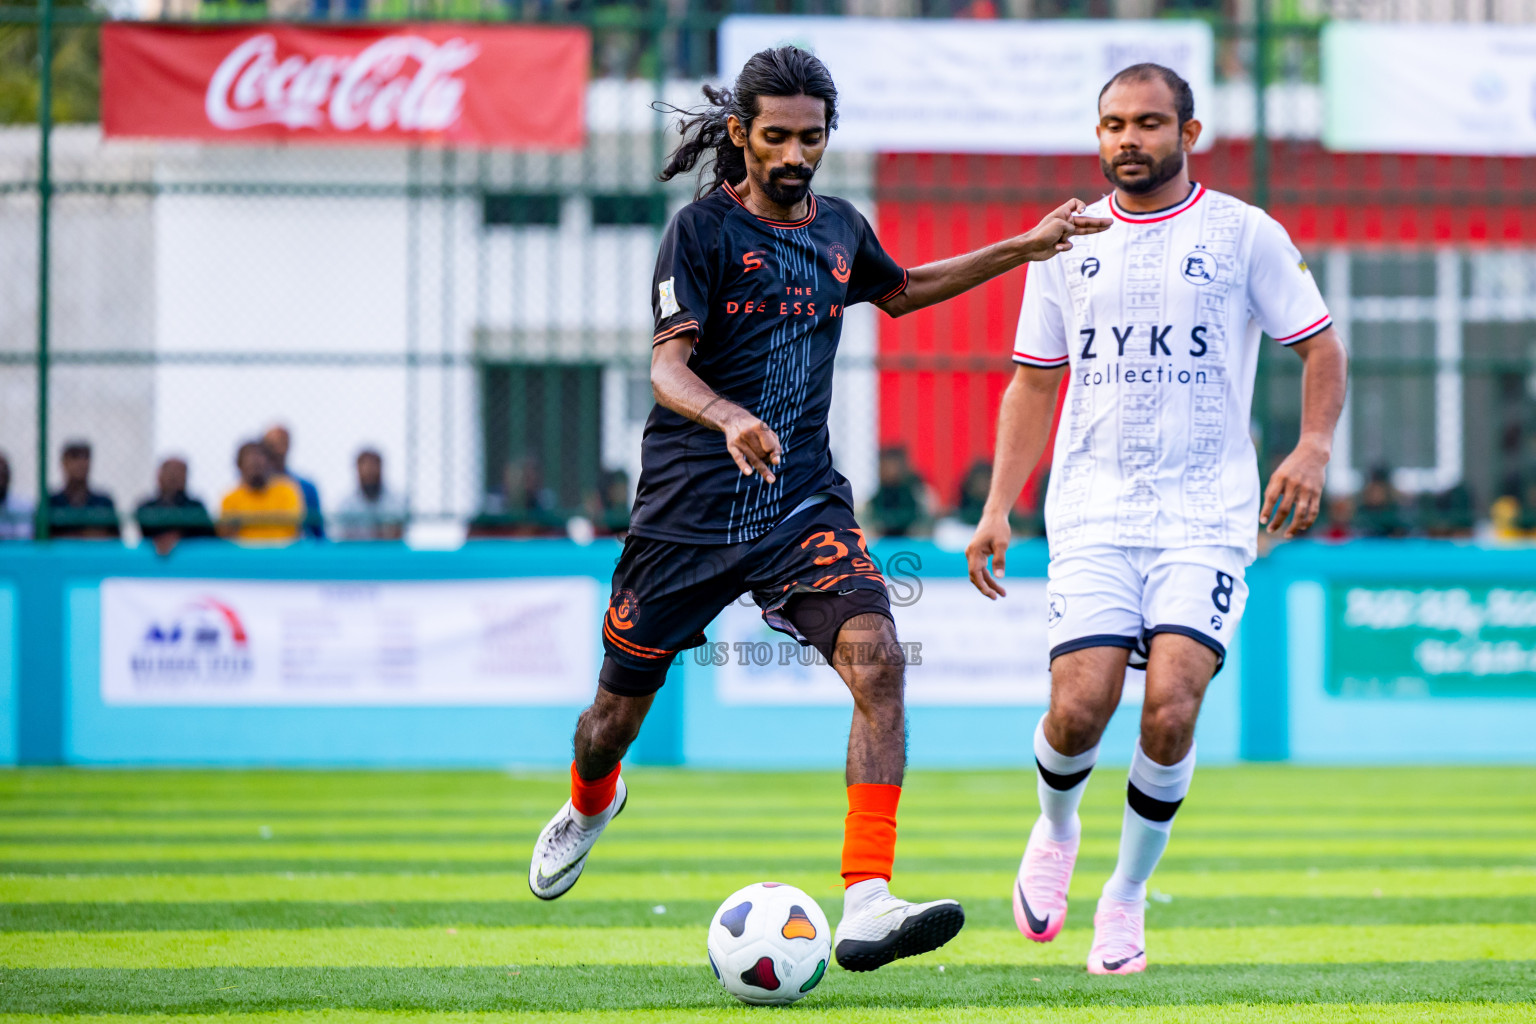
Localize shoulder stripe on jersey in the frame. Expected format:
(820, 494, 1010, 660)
(1013, 352, 1070, 367)
(874, 269, 910, 304)
(1274, 315, 1332, 344)
(1110, 183, 1206, 224)
(652, 319, 699, 345)
(722, 182, 818, 228)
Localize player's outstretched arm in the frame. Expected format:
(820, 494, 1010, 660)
(651, 332, 783, 483)
(965, 363, 1066, 599)
(1260, 326, 1348, 538)
(877, 199, 1111, 319)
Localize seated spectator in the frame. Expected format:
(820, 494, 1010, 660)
(1419, 483, 1475, 539)
(136, 456, 216, 554)
(954, 460, 991, 526)
(0, 450, 33, 540)
(1354, 465, 1407, 538)
(1318, 494, 1357, 541)
(585, 468, 632, 537)
(219, 441, 304, 544)
(470, 457, 565, 538)
(333, 448, 408, 541)
(47, 440, 120, 540)
(863, 445, 931, 538)
(1490, 476, 1536, 540)
(263, 424, 324, 539)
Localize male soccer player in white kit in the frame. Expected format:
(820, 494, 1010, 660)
(965, 63, 1349, 974)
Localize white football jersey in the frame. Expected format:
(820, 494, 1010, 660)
(1013, 183, 1331, 563)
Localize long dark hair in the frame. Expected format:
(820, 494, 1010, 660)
(657, 46, 839, 200)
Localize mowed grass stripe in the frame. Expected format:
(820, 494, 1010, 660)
(3, 769, 1530, 821)
(8, 823, 1535, 844)
(8, 923, 1535, 968)
(0, 1006, 1531, 1024)
(4, 896, 1534, 932)
(7, 866, 1533, 903)
(4, 853, 1529, 876)
(2, 963, 1532, 1013)
(7, 834, 1531, 862)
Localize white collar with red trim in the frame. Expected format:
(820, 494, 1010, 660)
(1109, 183, 1206, 224)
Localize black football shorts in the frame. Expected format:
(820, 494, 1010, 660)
(599, 499, 893, 696)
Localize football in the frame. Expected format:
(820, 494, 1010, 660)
(706, 882, 832, 1005)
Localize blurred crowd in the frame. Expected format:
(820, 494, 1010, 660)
(4, 434, 1533, 551)
(855, 446, 1536, 546)
(0, 425, 408, 553)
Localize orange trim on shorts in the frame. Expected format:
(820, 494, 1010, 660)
(603, 622, 674, 660)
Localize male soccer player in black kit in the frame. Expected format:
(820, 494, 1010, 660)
(530, 45, 1110, 972)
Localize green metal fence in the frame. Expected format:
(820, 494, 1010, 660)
(4, 0, 1536, 544)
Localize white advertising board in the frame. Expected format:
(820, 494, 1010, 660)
(718, 17, 1214, 154)
(99, 577, 599, 705)
(714, 578, 1053, 706)
(1323, 23, 1536, 155)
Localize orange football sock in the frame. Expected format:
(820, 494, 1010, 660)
(570, 761, 620, 817)
(841, 783, 901, 886)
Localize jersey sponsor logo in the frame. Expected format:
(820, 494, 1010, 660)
(742, 250, 766, 273)
(1077, 324, 1206, 360)
(1080, 257, 1101, 278)
(1180, 250, 1218, 285)
(657, 277, 680, 317)
(607, 587, 640, 631)
(724, 299, 823, 317)
(827, 242, 852, 284)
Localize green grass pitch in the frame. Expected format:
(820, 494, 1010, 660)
(2, 765, 1533, 1022)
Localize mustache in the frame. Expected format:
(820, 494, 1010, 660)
(1113, 153, 1151, 166)
(770, 165, 814, 182)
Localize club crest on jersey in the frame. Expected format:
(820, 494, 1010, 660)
(1180, 250, 1219, 286)
(607, 588, 640, 631)
(1080, 257, 1101, 278)
(827, 243, 852, 284)
(1047, 593, 1067, 627)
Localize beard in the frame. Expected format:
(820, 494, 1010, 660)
(761, 164, 815, 206)
(1100, 147, 1184, 195)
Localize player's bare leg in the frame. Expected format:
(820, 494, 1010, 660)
(528, 689, 652, 900)
(574, 689, 654, 779)
(1016, 646, 1128, 940)
(1090, 633, 1215, 975)
(831, 612, 965, 971)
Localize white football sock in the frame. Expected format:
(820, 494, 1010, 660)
(1103, 739, 1196, 904)
(844, 877, 891, 918)
(1034, 716, 1099, 842)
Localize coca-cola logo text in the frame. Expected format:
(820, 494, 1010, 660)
(205, 33, 480, 134)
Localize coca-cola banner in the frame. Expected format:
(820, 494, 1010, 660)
(101, 23, 588, 148)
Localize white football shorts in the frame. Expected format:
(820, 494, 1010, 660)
(1044, 545, 1249, 674)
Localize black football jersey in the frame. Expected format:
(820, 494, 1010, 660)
(630, 183, 908, 545)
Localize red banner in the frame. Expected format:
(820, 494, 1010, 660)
(102, 23, 588, 148)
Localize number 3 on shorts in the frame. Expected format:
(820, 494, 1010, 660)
(1211, 572, 1234, 614)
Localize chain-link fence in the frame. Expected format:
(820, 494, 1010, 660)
(4, 0, 1536, 544)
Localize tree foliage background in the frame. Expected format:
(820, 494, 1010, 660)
(0, 1, 103, 124)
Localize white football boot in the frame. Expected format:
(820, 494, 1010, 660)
(1013, 816, 1080, 942)
(1086, 894, 1147, 975)
(833, 887, 966, 972)
(527, 776, 627, 900)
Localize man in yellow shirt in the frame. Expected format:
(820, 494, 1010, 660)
(219, 442, 304, 543)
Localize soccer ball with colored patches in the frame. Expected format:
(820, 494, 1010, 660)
(707, 882, 831, 1005)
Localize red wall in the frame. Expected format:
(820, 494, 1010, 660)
(873, 143, 1536, 509)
